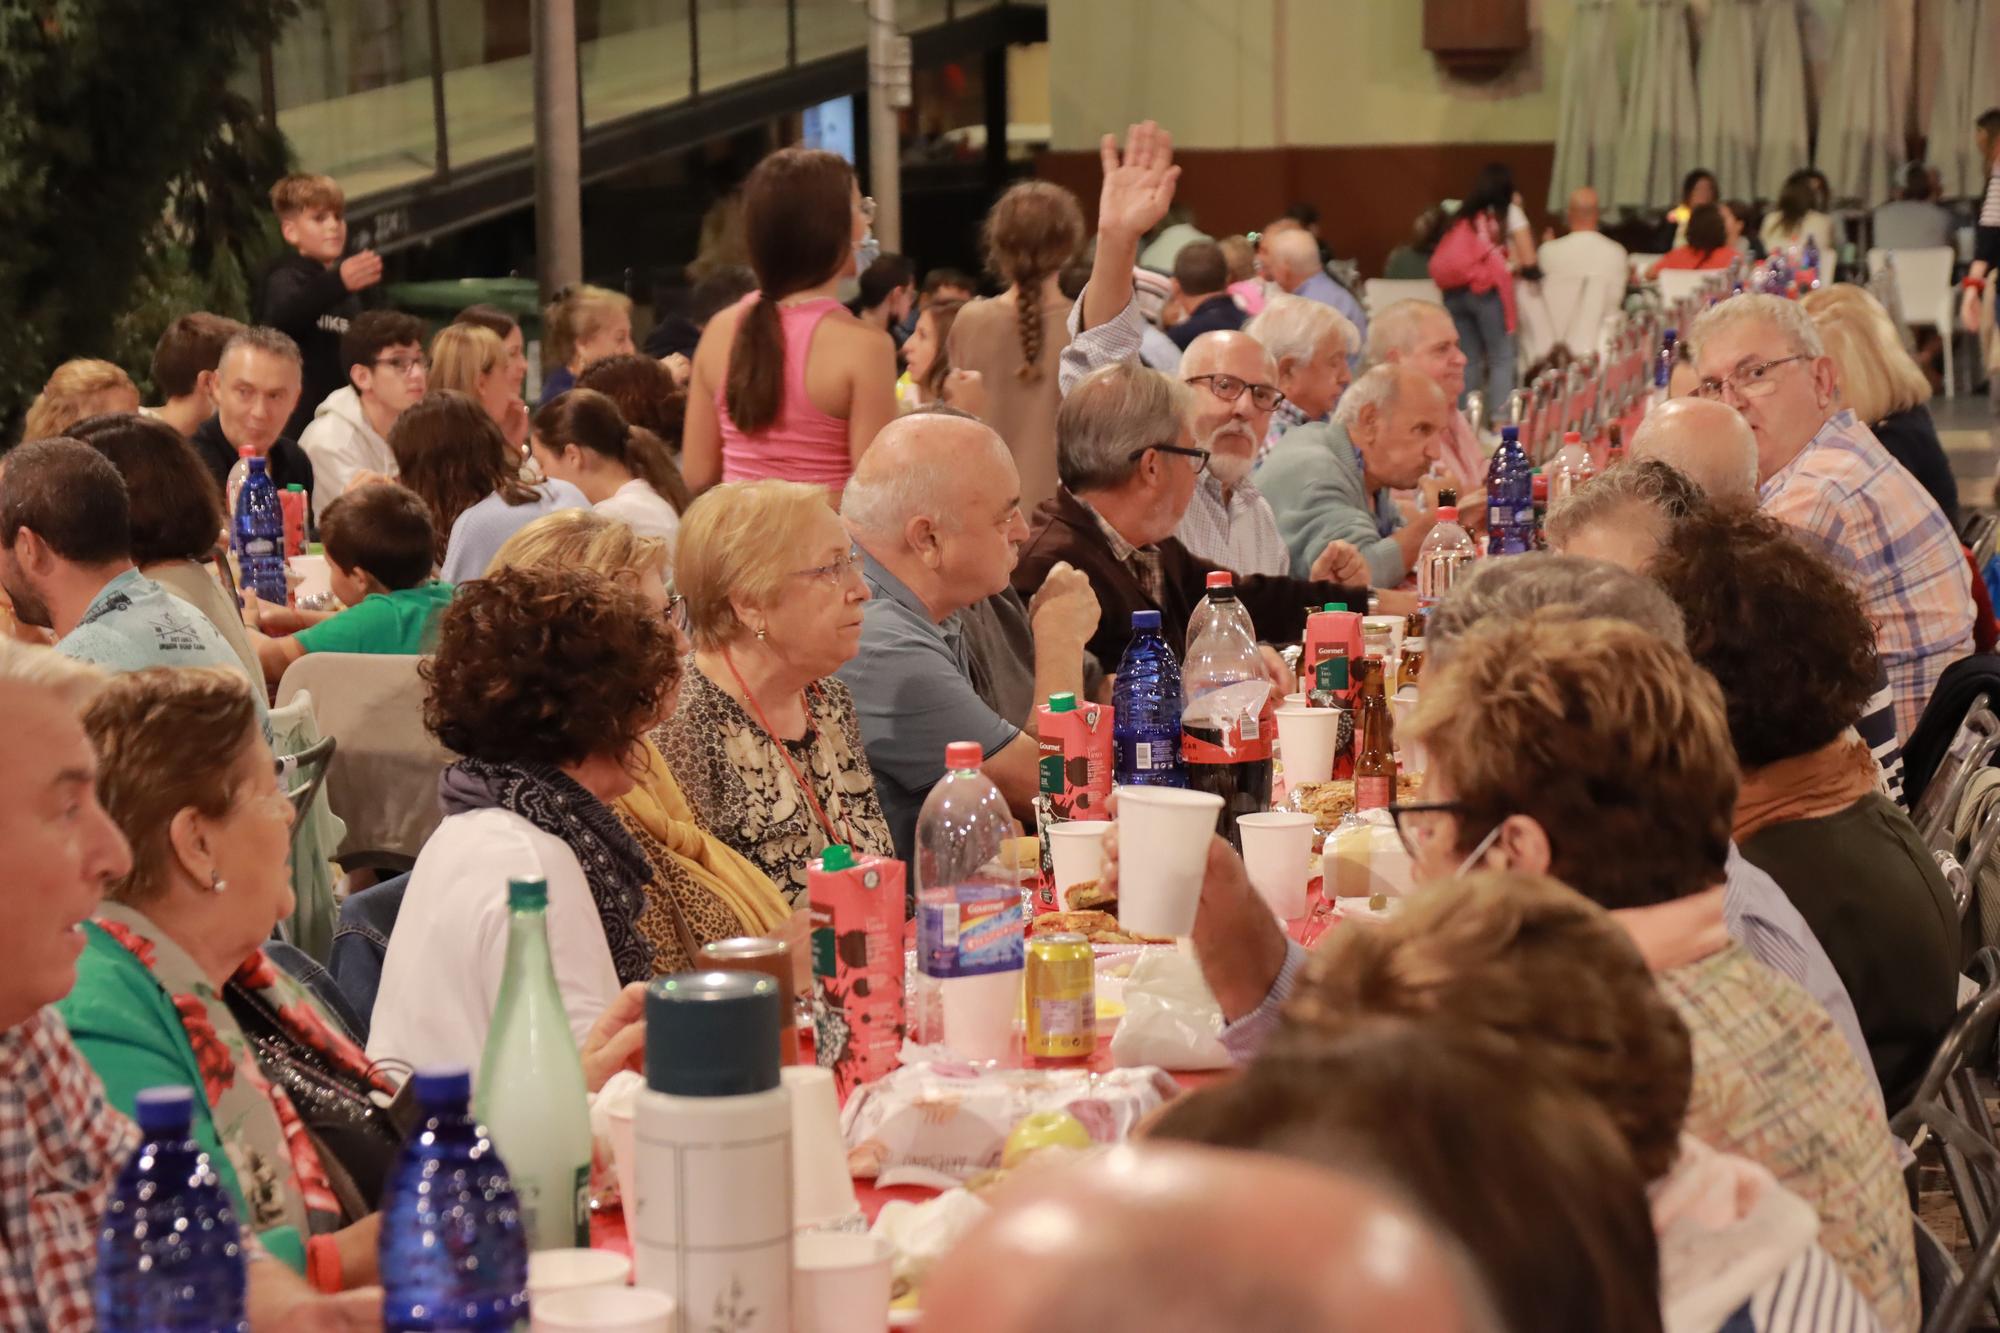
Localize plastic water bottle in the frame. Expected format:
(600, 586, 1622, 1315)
(914, 743, 1024, 1061)
(1417, 505, 1477, 608)
(1547, 430, 1595, 503)
(1800, 235, 1821, 290)
(1483, 426, 1533, 556)
(233, 456, 287, 606)
(379, 1068, 530, 1332)
(223, 446, 253, 519)
(1652, 328, 1678, 407)
(1113, 610, 1187, 788)
(95, 1086, 246, 1333)
(474, 877, 593, 1252)
(1181, 586, 1273, 848)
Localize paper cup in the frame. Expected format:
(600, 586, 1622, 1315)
(1114, 786, 1224, 938)
(782, 1065, 859, 1230)
(605, 1104, 637, 1219)
(1047, 821, 1110, 908)
(1236, 811, 1319, 920)
(793, 1232, 893, 1333)
(530, 1249, 631, 1301)
(1391, 693, 1424, 774)
(1283, 692, 1308, 708)
(940, 968, 1021, 1063)
(1275, 706, 1344, 787)
(531, 1285, 675, 1333)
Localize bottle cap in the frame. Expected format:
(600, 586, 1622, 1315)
(1047, 692, 1077, 713)
(820, 843, 854, 871)
(1500, 425, 1518, 443)
(411, 1067, 472, 1107)
(134, 1085, 194, 1133)
(506, 876, 548, 911)
(945, 741, 983, 770)
(1438, 506, 1460, 524)
(246, 456, 267, 472)
(1532, 475, 1548, 501)
(285, 483, 304, 493)
(647, 971, 781, 1097)
(1327, 602, 1347, 613)
(1204, 571, 1233, 589)
(237, 445, 254, 459)
(1563, 431, 1581, 446)
(1131, 610, 1162, 630)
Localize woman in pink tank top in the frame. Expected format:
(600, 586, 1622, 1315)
(683, 149, 900, 505)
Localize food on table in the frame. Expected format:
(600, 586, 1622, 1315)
(1063, 878, 1116, 912)
(1001, 1109, 1095, 1169)
(1292, 774, 1424, 829)
(1028, 909, 1170, 947)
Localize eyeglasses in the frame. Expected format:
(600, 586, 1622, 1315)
(1186, 373, 1286, 412)
(1386, 799, 1471, 863)
(1127, 442, 1212, 475)
(791, 547, 866, 587)
(860, 196, 878, 223)
(373, 355, 429, 377)
(662, 583, 691, 637)
(1693, 354, 1808, 403)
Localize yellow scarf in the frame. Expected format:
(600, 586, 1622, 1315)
(1733, 735, 1880, 845)
(615, 740, 792, 937)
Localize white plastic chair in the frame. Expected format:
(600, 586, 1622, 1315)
(1363, 278, 1442, 319)
(1655, 268, 1717, 306)
(1867, 246, 1961, 397)
(1628, 254, 1666, 283)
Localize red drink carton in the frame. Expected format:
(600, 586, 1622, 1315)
(1032, 693, 1111, 913)
(809, 844, 906, 1101)
(278, 485, 307, 558)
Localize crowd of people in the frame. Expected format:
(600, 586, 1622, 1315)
(0, 104, 1997, 1331)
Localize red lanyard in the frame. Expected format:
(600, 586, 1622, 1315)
(720, 648, 856, 850)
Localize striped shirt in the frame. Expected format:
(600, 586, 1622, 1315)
(1174, 474, 1293, 577)
(1761, 411, 1974, 736)
(1739, 1243, 1886, 1332)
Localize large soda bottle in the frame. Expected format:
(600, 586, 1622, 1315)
(96, 1086, 247, 1333)
(1112, 610, 1187, 787)
(379, 1068, 530, 1332)
(1181, 585, 1274, 848)
(1547, 429, 1595, 503)
(233, 455, 288, 606)
(1483, 425, 1533, 556)
(473, 877, 593, 1252)
(1186, 570, 1254, 650)
(914, 743, 1024, 1061)
(1418, 505, 1477, 607)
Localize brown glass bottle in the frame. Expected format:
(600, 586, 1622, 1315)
(1353, 657, 1397, 810)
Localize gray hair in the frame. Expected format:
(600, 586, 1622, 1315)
(1057, 362, 1194, 492)
(1364, 299, 1451, 367)
(1543, 458, 1707, 551)
(1331, 363, 1402, 431)
(0, 639, 105, 711)
(1427, 552, 1687, 665)
(1243, 294, 1355, 366)
(220, 326, 304, 370)
(841, 412, 1011, 535)
(1688, 292, 1825, 364)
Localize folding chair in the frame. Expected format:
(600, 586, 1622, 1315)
(1915, 701, 2000, 852)
(1868, 247, 1962, 397)
(279, 735, 336, 831)
(1362, 278, 1442, 319)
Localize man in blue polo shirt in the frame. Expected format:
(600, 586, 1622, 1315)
(838, 412, 1101, 859)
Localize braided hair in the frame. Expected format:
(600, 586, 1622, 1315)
(980, 181, 1085, 383)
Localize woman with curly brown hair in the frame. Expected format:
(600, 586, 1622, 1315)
(679, 147, 899, 503)
(948, 180, 1086, 510)
(367, 563, 680, 1073)
(1651, 506, 1958, 1114)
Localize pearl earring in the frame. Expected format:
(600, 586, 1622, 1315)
(209, 873, 227, 894)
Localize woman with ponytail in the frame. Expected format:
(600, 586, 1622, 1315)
(947, 181, 1086, 511)
(680, 148, 898, 504)
(532, 388, 688, 543)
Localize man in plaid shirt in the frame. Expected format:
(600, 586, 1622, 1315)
(0, 644, 377, 1331)
(1690, 295, 1975, 736)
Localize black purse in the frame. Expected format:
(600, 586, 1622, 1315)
(222, 981, 416, 1224)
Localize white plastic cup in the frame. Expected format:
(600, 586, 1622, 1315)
(781, 1065, 859, 1230)
(604, 1104, 637, 1222)
(531, 1285, 676, 1333)
(1114, 786, 1225, 937)
(1236, 811, 1319, 920)
(1275, 706, 1343, 787)
(529, 1249, 632, 1302)
(1282, 692, 1308, 708)
(793, 1232, 893, 1333)
(1047, 821, 1110, 908)
(1391, 693, 1424, 774)
(939, 968, 1021, 1062)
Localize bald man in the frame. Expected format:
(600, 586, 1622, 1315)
(1628, 397, 1760, 508)
(1538, 187, 1630, 377)
(1260, 363, 1454, 587)
(1262, 223, 1368, 367)
(922, 1147, 1499, 1333)
(838, 411, 1100, 857)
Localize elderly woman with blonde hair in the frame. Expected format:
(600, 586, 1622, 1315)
(487, 509, 793, 969)
(23, 359, 140, 440)
(1800, 283, 1957, 525)
(655, 479, 891, 905)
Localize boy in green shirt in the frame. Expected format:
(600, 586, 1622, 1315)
(254, 481, 452, 686)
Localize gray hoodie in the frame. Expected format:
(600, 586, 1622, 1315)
(297, 385, 396, 523)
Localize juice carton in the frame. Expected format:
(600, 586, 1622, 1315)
(1032, 693, 1111, 912)
(809, 845, 906, 1101)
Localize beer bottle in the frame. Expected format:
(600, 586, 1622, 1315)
(1353, 657, 1397, 811)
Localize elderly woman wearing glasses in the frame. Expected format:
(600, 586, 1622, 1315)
(655, 479, 892, 907)
(1687, 293, 1973, 735)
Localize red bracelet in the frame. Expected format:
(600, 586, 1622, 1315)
(307, 1233, 342, 1293)
(1967, 276, 1988, 293)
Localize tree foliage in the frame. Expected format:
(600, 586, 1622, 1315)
(0, 0, 304, 437)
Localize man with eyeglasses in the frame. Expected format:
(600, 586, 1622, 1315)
(1689, 294, 1973, 733)
(190, 327, 318, 517)
(298, 310, 428, 525)
(1258, 364, 1452, 588)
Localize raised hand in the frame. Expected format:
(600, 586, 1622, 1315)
(1096, 120, 1181, 243)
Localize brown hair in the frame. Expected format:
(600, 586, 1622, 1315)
(452, 303, 519, 341)
(390, 391, 538, 563)
(726, 148, 858, 435)
(82, 666, 263, 906)
(1283, 871, 1694, 1181)
(320, 482, 437, 591)
(533, 389, 687, 516)
(1801, 283, 1932, 423)
(1408, 617, 1737, 909)
(1151, 1018, 1665, 1333)
(422, 564, 679, 770)
(269, 173, 344, 218)
(150, 313, 247, 400)
(916, 299, 966, 404)
(981, 181, 1085, 382)
(543, 284, 633, 373)
(1649, 506, 1880, 768)
(23, 360, 138, 441)
(66, 414, 224, 566)
(574, 357, 693, 510)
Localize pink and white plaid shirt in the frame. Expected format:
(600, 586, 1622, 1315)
(1761, 410, 1974, 736)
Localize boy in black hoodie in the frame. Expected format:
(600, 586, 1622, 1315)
(260, 173, 382, 441)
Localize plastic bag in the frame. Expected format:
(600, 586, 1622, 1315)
(1108, 949, 1232, 1072)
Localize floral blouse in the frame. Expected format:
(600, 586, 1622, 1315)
(655, 664, 894, 906)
